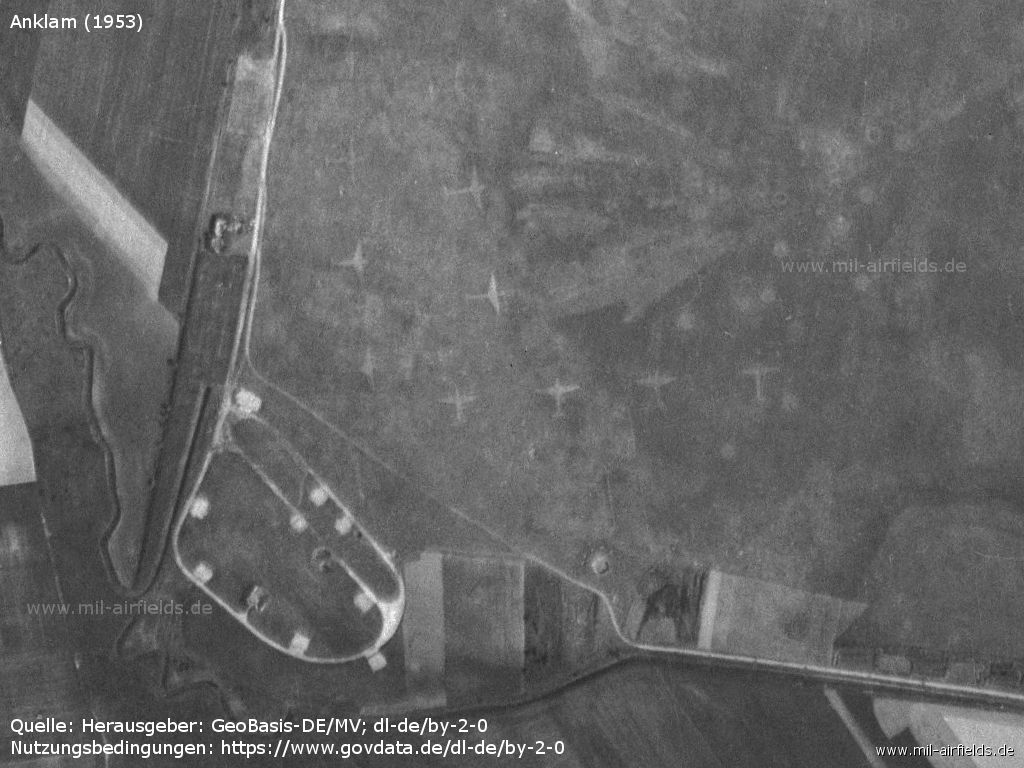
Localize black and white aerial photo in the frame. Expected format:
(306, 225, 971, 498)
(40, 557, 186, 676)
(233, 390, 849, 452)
(1, 0, 1024, 765)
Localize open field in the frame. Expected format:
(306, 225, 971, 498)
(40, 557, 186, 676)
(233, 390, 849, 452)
(236, 0, 1024, 675)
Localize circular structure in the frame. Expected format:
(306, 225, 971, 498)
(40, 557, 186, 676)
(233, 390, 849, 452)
(311, 546, 333, 573)
(856, 185, 876, 205)
(675, 305, 698, 332)
(309, 484, 329, 507)
(894, 132, 916, 153)
(188, 495, 210, 520)
(828, 214, 851, 240)
(233, 388, 263, 416)
(589, 550, 611, 576)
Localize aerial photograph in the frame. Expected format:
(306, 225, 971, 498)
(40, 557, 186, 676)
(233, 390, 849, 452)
(2, 0, 1024, 765)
